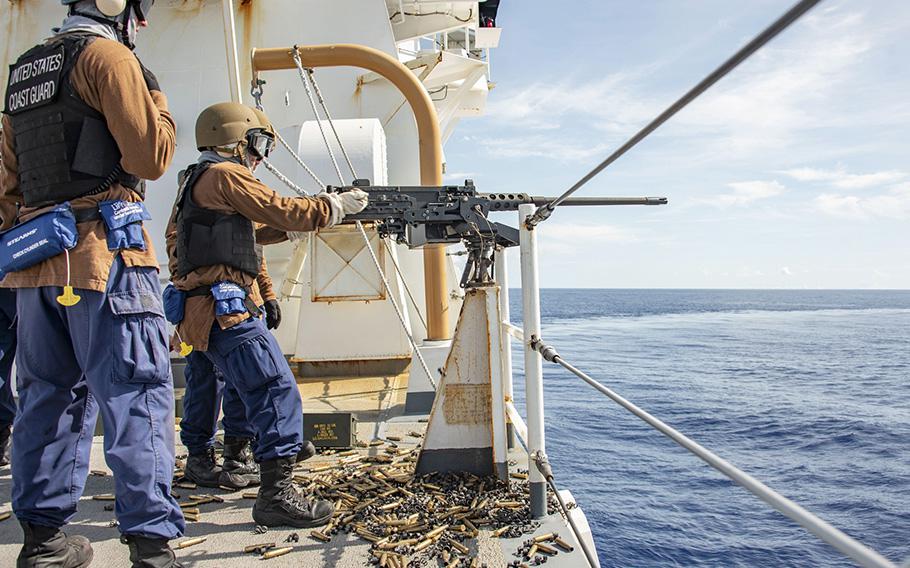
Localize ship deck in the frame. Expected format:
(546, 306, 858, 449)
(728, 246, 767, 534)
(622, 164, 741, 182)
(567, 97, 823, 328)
(0, 376, 586, 567)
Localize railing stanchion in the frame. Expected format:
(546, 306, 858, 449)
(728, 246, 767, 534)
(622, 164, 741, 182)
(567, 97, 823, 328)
(495, 248, 516, 449)
(519, 204, 547, 518)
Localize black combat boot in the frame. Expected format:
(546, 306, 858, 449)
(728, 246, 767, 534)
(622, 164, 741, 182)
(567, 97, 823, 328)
(252, 457, 334, 528)
(0, 424, 11, 467)
(17, 521, 93, 568)
(121, 535, 183, 568)
(222, 437, 259, 486)
(295, 440, 317, 463)
(183, 447, 248, 490)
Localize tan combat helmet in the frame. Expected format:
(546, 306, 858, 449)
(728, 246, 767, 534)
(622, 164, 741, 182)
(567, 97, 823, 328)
(250, 107, 275, 136)
(195, 102, 260, 151)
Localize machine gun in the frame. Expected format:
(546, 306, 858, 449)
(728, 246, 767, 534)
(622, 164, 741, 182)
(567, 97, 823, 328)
(331, 179, 667, 287)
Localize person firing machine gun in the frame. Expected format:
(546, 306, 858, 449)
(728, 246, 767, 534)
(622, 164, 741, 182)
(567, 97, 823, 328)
(322, 178, 666, 482)
(332, 178, 667, 288)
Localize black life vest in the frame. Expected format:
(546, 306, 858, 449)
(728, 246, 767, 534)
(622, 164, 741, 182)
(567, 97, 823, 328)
(3, 33, 141, 208)
(174, 161, 261, 279)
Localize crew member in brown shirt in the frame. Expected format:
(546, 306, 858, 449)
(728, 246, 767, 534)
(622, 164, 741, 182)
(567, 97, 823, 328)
(165, 102, 367, 529)
(0, 1, 184, 566)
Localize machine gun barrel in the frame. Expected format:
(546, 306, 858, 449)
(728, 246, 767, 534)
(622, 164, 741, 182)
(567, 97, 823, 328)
(479, 193, 667, 212)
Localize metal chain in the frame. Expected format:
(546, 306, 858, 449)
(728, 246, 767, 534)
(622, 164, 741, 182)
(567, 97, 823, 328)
(252, 78, 324, 193)
(289, 48, 437, 389)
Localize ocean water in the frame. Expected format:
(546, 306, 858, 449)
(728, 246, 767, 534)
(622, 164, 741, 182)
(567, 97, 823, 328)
(507, 289, 910, 567)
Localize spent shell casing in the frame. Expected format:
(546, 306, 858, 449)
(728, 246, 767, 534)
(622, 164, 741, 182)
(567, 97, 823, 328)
(0, 512, 11, 522)
(527, 544, 539, 559)
(553, 537, 574, 552)
(175, 537, 206, 549)
(413, 538, 433, 552)
(425, 524, 449, 539)
(262, 546, 293, 559)
(448, 538, 469, 555)
(242, 492, 258, 499)
(176, 482, 196, 490)
(180, 507, 200, 515)
(243, 542, 275, 553)
(536, 542, 558, 555)
(491, 526, 509, 538)
(533, 533, 556, 543)
(90, 470, 108, 477)
(510, 472, 529, 480)
(92, 494, 115, 501)
(310, 530, 330, 542)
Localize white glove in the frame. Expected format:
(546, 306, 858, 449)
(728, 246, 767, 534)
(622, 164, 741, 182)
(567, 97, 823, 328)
(315, 192, 345, 228)
(338, 188, 369, 215)
(315, 189, 369, 228)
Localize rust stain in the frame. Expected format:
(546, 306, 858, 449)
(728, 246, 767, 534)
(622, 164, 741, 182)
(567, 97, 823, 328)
(443, 384, 491, 425)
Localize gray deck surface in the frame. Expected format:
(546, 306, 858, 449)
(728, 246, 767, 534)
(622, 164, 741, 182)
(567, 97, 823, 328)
(0, 377, 586, 566)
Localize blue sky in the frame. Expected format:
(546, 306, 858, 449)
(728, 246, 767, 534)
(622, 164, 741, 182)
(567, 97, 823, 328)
(444, 0, 910, 289)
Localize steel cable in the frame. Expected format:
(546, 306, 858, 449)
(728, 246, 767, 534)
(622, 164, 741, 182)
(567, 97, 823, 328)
(527, 0, 825, 227)
(289, 51, 437, 389)
(529, 338, 897, 568)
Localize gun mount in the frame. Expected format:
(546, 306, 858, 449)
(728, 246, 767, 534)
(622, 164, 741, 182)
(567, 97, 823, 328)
(331, 179, 667, 287)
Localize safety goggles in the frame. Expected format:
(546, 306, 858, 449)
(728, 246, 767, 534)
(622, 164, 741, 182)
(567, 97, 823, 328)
(245, 129, 275, 159)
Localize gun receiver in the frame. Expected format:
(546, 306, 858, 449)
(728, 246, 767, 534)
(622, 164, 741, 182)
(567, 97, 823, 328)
(331, 179, 666, 287)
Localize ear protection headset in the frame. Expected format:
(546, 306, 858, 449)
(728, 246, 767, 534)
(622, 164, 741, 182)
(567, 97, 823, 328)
(95, 0, 126, 17)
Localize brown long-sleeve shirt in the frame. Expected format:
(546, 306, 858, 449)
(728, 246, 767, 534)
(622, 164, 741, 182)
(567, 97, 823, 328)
(165, 160, 331, 351)
(0, 34, 176, 290)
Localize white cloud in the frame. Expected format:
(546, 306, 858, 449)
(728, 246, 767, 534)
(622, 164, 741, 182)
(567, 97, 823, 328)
(444, 171, 477, 183)
(478, 135, 613, 162)
(709, 180, 785, 207)
(780, 266, 793, 276)
(779, 166, 906, 189)
(814, 184, 910, 220)
(543, 223, 639, 243)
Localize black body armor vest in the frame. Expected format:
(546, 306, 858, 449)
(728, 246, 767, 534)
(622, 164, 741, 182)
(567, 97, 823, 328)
(174, 162, 262, 279)
(3, 33, 141, 208)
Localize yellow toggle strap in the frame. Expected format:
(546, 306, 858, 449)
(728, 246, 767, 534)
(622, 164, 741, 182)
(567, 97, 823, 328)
(179, 342, 194, 357)
(56, 285, 81, 307)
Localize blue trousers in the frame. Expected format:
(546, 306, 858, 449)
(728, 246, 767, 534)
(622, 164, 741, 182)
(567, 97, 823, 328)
(0, 288, 17, 427)
(11, 257, 184, 539)
(203, 317, 302, 462)
(180, 350, 255, 455)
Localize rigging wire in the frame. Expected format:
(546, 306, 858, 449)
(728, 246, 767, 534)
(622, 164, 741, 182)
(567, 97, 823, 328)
(532, 452, 598, 568)
(292, 47, 346, 185)
(305, 68, 357, 181)
(287, 49, 438, 390)
(526, 0, 825, 228)
(382, 239, 429, 333)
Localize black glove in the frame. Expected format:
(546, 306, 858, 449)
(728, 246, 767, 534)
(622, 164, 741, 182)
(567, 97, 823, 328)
(264, 299, 281, 330)
(138, 60, 160, 92)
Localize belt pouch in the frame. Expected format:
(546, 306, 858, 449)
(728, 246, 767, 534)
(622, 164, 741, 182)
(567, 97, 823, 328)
(0, 203, 79, 279)
(163, 283, 186, 324)
(99, 200, 151, 251)
(211, 281, 248, 316)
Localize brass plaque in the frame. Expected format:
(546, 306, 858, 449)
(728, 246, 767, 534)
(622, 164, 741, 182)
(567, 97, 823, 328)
(443, 384, 492, 425)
